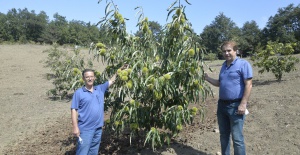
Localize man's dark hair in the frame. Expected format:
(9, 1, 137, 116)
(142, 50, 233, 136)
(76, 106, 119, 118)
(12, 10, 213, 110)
(82, 69, 95, 77)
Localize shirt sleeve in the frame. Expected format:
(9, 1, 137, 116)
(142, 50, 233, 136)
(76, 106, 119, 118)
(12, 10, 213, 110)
(100, 81, 109, 92)
(71, 90, 79, 110)
(242, 61, 253, 80)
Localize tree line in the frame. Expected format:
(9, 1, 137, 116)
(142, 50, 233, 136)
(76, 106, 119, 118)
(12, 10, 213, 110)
(0, 3, 299, 57)
(0, 8, 101, 46)
(200, 3, 300, 58)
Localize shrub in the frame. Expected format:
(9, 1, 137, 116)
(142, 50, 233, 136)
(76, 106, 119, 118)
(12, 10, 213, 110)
(252, 41, 300, 81)
(205, 52, 217, 61)
(43, 43, 100, 99)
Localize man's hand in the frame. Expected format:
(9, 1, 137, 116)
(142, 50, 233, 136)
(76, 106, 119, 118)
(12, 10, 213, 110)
(237, 101, 247, 115)
(109, 64, 129, 87)
(120, 64, 129, 70)
(73, 126, 80, 137)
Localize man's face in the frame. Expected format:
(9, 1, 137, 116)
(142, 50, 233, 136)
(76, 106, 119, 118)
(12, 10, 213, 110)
(83, 71, 95, 87)
(221, 44, 237, 62)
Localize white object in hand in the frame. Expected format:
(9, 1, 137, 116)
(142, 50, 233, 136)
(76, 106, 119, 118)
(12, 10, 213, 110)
(245, 109, 249, 115)
(79, 136, 83, 144)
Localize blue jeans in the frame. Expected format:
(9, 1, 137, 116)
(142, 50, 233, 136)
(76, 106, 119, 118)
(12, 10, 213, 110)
(76, 127, 103, 155)
(217, 100, 246, 155)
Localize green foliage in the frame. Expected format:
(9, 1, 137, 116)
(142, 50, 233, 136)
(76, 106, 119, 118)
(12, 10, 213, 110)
(252, 41, 300, 81)
(43, 43, 98, 99)
(1, 8, 48, 43)
(239, 21, 262, 56)
(204, 52, 217, 61)
(0, 9, 100, 46)
(42, 13, 69, 45)
(199, 13, 241, 58)
(134, 21, 163, 41)
(95, 0, 212, 150)
(263, 4, 300, 48)
(2, 3, 300, 57)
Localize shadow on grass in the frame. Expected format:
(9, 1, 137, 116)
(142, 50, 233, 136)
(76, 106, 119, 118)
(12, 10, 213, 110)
(135, 141, 213, 155)
(252, 79, 283, 87)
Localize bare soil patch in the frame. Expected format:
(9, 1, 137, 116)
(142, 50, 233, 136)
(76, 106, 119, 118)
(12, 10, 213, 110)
(1, 44, 300, 154)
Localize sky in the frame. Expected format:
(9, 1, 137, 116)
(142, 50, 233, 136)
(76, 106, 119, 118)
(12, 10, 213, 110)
(0, 0, 299, 34)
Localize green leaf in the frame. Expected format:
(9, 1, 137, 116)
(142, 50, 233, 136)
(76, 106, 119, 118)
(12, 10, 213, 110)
(185, 0, 192, 5)
(105, 2, 112, 15)
(167, 0, 178, 11)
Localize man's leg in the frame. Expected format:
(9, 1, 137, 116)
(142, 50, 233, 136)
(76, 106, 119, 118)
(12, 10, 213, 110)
(88, 127, 103, 155)
(229, 103, 246, 155)
(76, 130, 94, 155)
(217, 101, 231, 155)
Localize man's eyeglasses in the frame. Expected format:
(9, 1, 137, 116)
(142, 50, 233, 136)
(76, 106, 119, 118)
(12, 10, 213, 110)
(84, 76, 95, 79)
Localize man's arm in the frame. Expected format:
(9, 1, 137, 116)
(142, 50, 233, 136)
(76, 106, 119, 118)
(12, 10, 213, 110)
(238, 78, 252, 114)
(71, 109, 80, 137)
(204, 73, 220, 87)
(108, 74, 117, 87)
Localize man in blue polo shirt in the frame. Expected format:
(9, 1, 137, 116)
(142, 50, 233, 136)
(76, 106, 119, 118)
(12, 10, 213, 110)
(71, 66, 126, 155)
(205, 41, 252, 155)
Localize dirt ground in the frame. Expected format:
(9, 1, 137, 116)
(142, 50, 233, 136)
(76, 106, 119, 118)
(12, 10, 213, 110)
(1, 44, 300, 155)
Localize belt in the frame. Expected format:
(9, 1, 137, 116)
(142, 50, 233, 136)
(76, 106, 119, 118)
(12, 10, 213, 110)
(219, 98, 242, 104)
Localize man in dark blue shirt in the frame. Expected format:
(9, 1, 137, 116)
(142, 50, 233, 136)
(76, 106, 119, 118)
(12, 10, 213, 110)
(205, 41, 252, 155)
(71, 66, 126, 155)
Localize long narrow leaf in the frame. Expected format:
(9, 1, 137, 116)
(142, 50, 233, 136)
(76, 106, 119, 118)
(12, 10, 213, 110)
(167, 0, 178, 11)
(105, 2, 112, 15)
(185, 0, 192, 5)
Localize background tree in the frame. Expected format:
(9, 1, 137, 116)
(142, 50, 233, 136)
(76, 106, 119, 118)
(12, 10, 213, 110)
(42, 13, 68, 44)
(239, 20, 262, 56)
(1, 3, 299, 56)
(97, 24, 114, 45)
(18, 9, 48, 43)
(68, 20, 89, 45)
(18, 8, 32, 43)
(5, 8, 22, 42)
(86, 22, 101, 45)
(34, 11, 49, 43)
(200, 13, 241, 58)
(0, 13, 11, 42)
(263, 4, 300, 53)
(1, 8, 48, 43)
